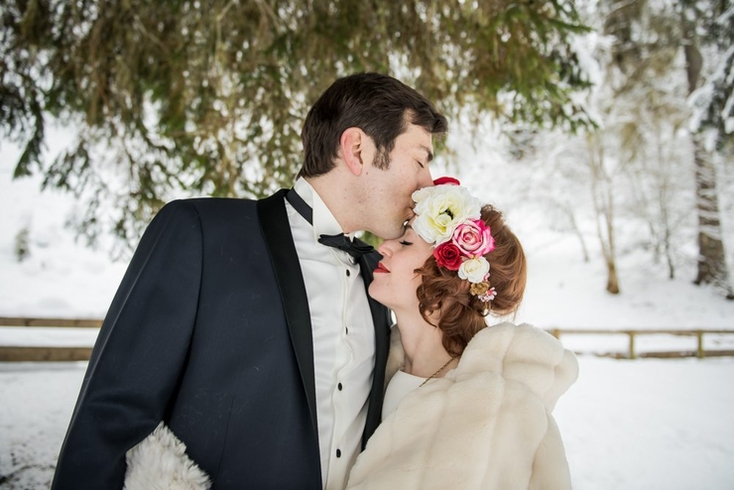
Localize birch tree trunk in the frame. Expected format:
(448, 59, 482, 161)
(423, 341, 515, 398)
(682, 15, 734, 297)
(692, 137, 732, 294)
(588, 133, 621, 294)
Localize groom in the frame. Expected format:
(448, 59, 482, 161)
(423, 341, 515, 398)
(51, 73, 448, 489)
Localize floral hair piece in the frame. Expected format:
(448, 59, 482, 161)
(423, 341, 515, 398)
(412, 177, 497, 302)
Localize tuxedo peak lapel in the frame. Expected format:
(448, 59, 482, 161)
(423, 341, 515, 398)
(257, 190, 318, 436)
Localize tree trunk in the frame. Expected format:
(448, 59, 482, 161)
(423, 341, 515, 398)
(561, 203, 590, 262)
(588, 133, 621, 294)
(692, 136, 733, 296)
(657, 132, 676, 280)
(573, 215, 591, 264)
(602, 196, 621, 294)
(606, 256, 620, 294)
(681, 12, 734, 297)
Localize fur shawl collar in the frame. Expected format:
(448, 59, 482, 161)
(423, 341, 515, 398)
(347, 322, 578, 489)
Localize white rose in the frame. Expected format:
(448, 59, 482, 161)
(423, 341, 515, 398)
(458, 257, 490, 283)
(412, 186, 481, 244)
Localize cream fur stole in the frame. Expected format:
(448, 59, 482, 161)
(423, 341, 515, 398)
(347, 322, 579, 490)
(124, 422, 211, 490)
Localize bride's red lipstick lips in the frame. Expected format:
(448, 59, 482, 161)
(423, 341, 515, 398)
(374, 263, 390, 273)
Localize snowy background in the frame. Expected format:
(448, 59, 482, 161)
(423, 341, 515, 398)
(2, 122, 734, 489)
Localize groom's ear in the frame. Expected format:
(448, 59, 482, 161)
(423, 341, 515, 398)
(340, 127, 371, 176)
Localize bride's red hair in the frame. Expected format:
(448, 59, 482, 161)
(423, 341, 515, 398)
(415, 205, 527, 357)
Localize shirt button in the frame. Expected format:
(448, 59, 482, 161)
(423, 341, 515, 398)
(338, 383, 343, 391)
(336, 449, 342, 458)
(346, 269, 351, 277)
(345, 326, 349, 334)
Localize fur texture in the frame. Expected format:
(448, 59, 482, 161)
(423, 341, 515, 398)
(124, 422, 211, 490)
(347, 322, 578, 490)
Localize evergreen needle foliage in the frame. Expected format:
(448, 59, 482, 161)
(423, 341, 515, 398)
(1, 0, 591, 251)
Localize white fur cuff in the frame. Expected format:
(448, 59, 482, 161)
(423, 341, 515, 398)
(124, 422, 211, 490)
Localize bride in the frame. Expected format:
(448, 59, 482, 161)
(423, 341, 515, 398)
(346, 177, 578, 489)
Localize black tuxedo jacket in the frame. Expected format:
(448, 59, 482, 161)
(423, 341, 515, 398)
(51, 190, 392, 489)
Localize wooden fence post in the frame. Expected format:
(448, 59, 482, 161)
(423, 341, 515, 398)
(697, 331, 704, 359)
(628, 331, 636, 359)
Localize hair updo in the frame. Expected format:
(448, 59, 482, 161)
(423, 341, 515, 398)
(415, 204, 527, 357)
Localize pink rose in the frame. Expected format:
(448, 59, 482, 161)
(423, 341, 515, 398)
(433, 242, 463, 271)
(452, 219, 495, 257)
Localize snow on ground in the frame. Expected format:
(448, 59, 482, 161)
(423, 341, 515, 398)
(2, 136, 734, 489)
(2, 357, 733, 489)
(558, 356, 734, 490)
(0, 363, 85, 489)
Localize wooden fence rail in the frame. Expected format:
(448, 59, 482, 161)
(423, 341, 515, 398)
(549, 328, 734, 360)
(1, 317, 733, 361)
(0, 317, 102, 361)
(0, 317, 103, 328)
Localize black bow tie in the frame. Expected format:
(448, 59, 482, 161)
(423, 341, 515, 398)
(286, 188, 374, 259)
(318, 233, 374, 259)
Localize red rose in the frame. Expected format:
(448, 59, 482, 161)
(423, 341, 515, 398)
(433, 176, 461, 186)
(433, 242, 463, 271)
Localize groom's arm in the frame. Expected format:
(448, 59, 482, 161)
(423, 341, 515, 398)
(51, 200, 203, 489)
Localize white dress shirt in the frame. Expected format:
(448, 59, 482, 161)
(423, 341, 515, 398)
(286, 178, 376, 490)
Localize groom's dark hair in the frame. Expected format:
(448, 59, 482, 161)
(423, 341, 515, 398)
(299, 72, 447, 177)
